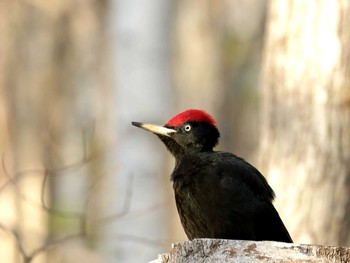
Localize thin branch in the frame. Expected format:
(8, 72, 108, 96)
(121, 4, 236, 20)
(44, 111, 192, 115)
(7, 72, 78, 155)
(28, 233, 82, 261)
(87, 174, 134, 224)
(0, 130, 165, 263)
(0, 223, 29, 262)
(1, 155, 85, 219)
(117, 202, 165, 220)
(40, 168, 83, 219)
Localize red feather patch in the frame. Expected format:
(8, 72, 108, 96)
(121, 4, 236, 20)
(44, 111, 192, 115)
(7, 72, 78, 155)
(166, 109, 217, 128)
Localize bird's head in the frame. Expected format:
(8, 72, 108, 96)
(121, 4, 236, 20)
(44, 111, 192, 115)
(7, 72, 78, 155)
(132, 109, 220, 158)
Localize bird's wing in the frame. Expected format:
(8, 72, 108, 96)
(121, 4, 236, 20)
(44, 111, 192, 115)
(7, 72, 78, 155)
(212, 152, 275, 201)
(209, 152, 293, 242)
(254, 202, 293, 242)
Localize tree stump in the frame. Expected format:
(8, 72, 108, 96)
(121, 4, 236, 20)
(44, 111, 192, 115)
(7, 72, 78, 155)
(150, 239, 350, 262)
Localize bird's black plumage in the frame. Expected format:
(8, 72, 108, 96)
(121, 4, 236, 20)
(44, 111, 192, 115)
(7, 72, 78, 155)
(132, 109, 293, 243)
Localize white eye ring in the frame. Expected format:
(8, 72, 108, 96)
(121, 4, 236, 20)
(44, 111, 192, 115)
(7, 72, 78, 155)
(184, 124, 191, 132)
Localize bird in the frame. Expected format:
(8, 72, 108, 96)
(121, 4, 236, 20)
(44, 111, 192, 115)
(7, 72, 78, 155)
(132, 109, 293, 243)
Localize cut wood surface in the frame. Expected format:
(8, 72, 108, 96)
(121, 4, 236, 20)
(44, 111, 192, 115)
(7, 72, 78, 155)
(151, 239, 350, 262)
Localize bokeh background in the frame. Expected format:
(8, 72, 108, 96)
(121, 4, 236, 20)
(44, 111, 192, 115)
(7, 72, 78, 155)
(0, 0, 349, 262)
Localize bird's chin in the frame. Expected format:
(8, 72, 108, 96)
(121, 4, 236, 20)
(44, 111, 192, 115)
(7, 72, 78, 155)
(157, 135, 184, 158)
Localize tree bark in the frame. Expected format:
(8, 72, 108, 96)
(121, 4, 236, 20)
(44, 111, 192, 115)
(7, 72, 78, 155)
(259, 0, 350, 246)
(151, 239, 350, 263)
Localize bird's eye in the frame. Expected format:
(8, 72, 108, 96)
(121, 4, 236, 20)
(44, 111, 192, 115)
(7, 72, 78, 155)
(184, 124, 191, 132)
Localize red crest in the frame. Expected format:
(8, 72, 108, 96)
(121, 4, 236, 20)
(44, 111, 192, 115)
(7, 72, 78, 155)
(166, 109, 217, 128)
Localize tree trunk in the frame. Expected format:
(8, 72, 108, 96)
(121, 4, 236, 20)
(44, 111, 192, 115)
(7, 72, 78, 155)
(172, 0, 224, 115)
(0, 0, 108, 262)
(151, 239, 350, 262)
(105, 0, 173, 262)
(259, 0, 350, 246)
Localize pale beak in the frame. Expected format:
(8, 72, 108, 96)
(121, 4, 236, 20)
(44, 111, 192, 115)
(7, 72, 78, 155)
(132, 122, 176, 137)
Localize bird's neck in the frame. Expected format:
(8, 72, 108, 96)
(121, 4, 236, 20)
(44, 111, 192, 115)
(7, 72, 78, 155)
(157, 135, 184, 158)
(157, 134, 214, 159)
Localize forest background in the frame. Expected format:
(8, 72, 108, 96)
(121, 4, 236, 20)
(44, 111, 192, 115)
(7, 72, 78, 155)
(0, 1, 349, 262)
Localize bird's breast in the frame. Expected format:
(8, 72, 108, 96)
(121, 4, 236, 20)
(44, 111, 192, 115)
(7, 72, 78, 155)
(173, 179, 212, 239)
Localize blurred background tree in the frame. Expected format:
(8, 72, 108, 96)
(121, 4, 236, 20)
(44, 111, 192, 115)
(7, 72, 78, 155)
(0, 0, 349, 263)
(0, 0, 111, 262)
(259, 0, 350, 246)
